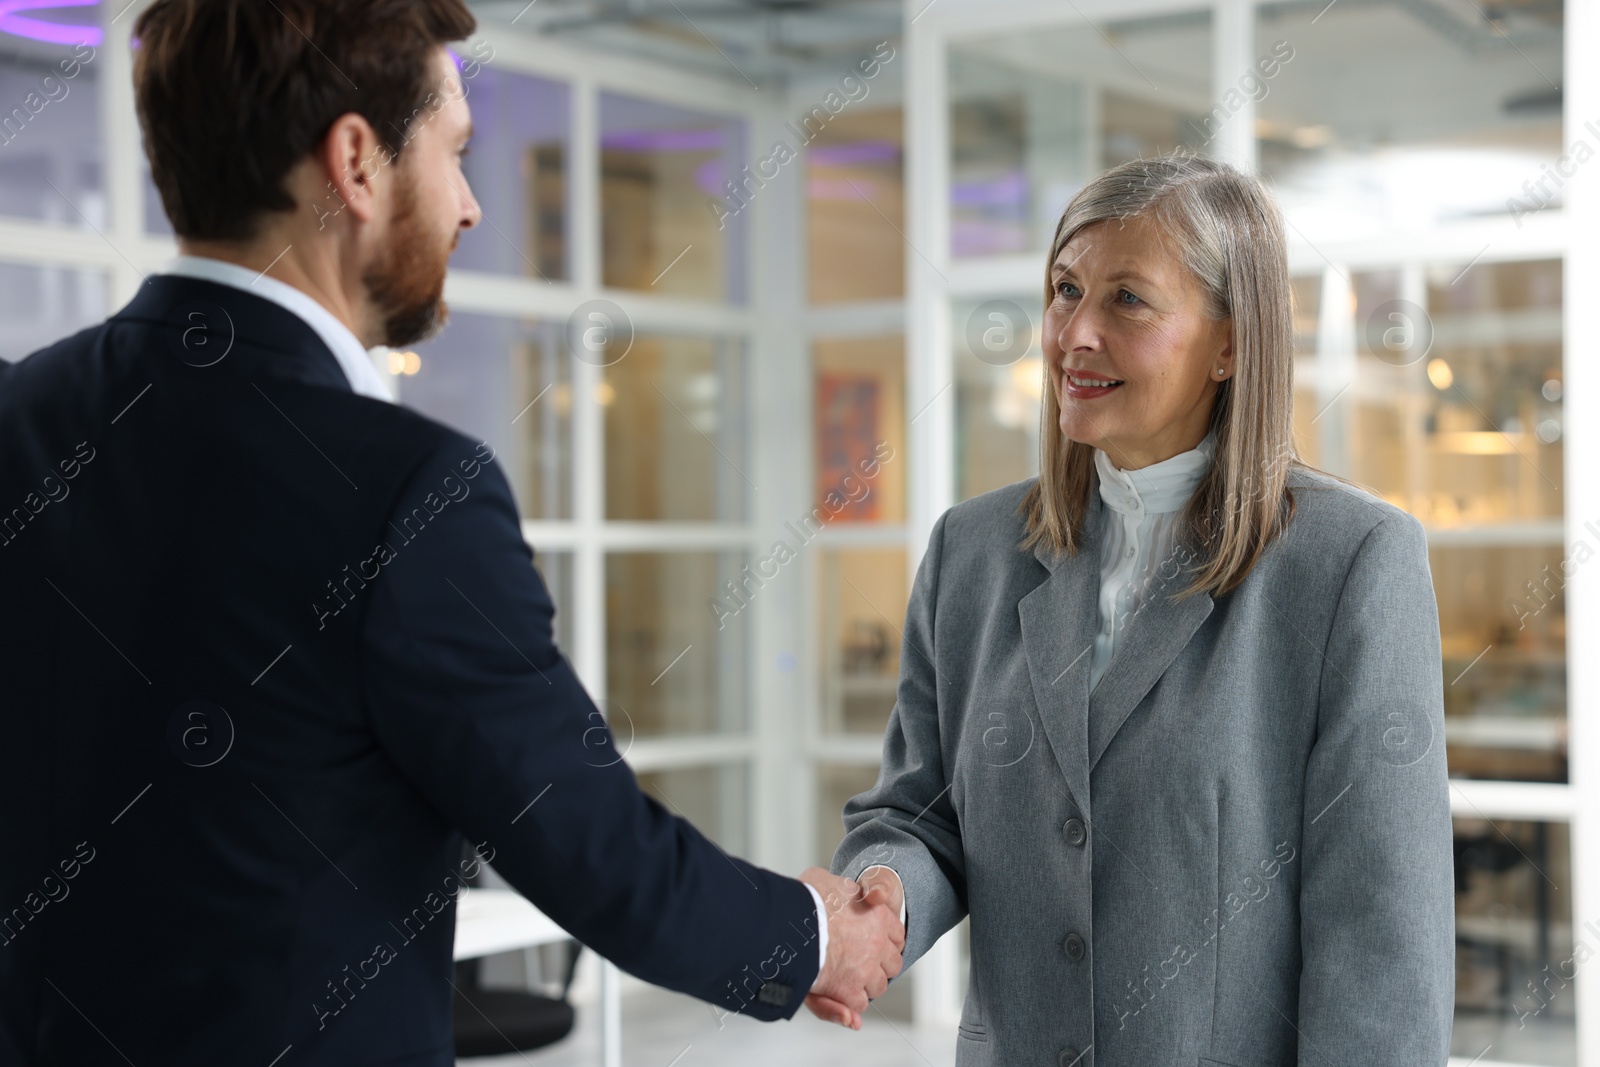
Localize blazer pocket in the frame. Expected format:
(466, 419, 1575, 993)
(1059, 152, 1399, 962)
(957, 1022, 989, 1044)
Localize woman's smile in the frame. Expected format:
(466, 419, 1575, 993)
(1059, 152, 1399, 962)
(1063, 369, 1125, 399)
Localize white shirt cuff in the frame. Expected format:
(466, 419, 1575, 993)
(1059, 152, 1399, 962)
(803, 882, 829, 992)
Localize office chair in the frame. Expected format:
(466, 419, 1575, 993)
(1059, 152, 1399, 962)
(1452, 823, 1550, 1010)
(453, 840, 582, 1058)
(453, 944, 581, 1058)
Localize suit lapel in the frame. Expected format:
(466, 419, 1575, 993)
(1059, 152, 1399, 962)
(1087, 571, 1212, 768)
(1017, 492, 1102, 819)
(1017, 487, 1217, 809)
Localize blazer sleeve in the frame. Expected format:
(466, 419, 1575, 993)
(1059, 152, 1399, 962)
(1297, 511, 1455, 1063)
(830, 509, 968, 973)
(360, 441, 820, 1020)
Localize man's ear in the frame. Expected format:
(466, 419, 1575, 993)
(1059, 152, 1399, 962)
(318, 113, 392, 226)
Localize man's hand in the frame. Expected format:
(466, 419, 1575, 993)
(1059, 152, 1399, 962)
(799, 867, 904, 1030)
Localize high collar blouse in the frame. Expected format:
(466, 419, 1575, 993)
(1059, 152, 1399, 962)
(1089, 428, 1217, 691)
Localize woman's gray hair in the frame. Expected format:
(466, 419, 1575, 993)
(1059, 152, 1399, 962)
(1020, 153, 1303, 597)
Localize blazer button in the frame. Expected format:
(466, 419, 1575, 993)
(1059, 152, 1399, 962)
(1063, 932, 1085, 961)
(1059, 1046, 1084, 1066)
(1063, 818, 1086, 847)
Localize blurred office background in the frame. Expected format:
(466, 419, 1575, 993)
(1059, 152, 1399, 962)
(2, 0, 1597, 1064)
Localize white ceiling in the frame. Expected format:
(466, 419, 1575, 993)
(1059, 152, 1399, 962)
(467, 0, 903, 86)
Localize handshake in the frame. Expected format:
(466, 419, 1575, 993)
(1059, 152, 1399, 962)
(799, 866, 906, 1030)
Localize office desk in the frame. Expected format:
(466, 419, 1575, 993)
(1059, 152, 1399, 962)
(453, 886, 569, 960)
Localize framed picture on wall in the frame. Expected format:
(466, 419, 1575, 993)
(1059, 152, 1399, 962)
(815, 374, 880, 523)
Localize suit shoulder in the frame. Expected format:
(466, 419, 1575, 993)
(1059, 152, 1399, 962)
(936, 477, 1036, 552)
(18, 321, 104, 364)
(1282, 464, 1426, 554)
(365, 404, 509, 499)
(0, 322, 105, 401)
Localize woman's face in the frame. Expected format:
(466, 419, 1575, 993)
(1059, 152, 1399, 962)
(1044, 214, 1232, 470)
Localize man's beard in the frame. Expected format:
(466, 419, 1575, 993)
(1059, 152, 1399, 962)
(364, 171, 451, 348)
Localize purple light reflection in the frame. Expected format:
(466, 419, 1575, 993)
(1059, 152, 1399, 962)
(601, 127, 724, 154)
(950, 170, 1029, 207)
(0, 0, 101, 47)
(808, 139, 900, 167)
(809, 177, 876, 200)
(951, 220, 1031, 258)
(695, 158, 726, 197)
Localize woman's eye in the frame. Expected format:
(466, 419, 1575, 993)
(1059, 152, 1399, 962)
(1055, 281, 1080, 299)
(1118, 289, 1143, 305)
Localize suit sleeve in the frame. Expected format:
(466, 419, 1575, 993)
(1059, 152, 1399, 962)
(360, 441, 820, 1020)
(830, 510, 967, 973)
(1297, 512, 1455, 1063)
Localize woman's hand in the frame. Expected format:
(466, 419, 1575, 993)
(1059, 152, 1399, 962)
(858, 865, 904, 919)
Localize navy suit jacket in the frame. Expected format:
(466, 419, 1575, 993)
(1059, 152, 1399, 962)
(0, 275, 820, 1066)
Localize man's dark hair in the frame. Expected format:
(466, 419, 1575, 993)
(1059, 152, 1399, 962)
(133, 0, 476, 242)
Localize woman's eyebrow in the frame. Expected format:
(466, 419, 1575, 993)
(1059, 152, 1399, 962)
(1050, 262, 1156, 288)
(1050, 258, 1081, 278)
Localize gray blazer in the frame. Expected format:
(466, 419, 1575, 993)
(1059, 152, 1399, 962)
(832, 467, 1455, 1067)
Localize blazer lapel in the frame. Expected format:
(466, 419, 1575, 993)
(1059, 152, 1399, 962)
(1087, 543, 1213, 769)
(1017, 486, 1219, 808)
(1017, 492, 1103, 819)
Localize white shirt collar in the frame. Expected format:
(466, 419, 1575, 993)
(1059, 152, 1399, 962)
(160, 255, 396, 403)
(1095, 426, 1217, 516)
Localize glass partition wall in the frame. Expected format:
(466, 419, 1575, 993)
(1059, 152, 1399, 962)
(799, 68, 916, 982)
(6, 0, 1598, 1063)
(395, 39, 767, 874)
(906, 0, 1595, 1064)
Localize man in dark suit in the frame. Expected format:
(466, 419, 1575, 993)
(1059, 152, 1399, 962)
(0, 1, 899, 1063)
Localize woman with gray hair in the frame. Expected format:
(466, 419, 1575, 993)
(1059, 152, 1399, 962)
(815, 154, 1455, 1065)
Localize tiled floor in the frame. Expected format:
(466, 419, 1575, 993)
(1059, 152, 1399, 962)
(460, 986, 1577, 1067)
(460, 986, 958, 1067)
(1449, 1010, 1576, 1066)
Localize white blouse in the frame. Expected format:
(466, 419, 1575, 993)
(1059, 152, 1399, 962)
(1089, 428, 1217, 691)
